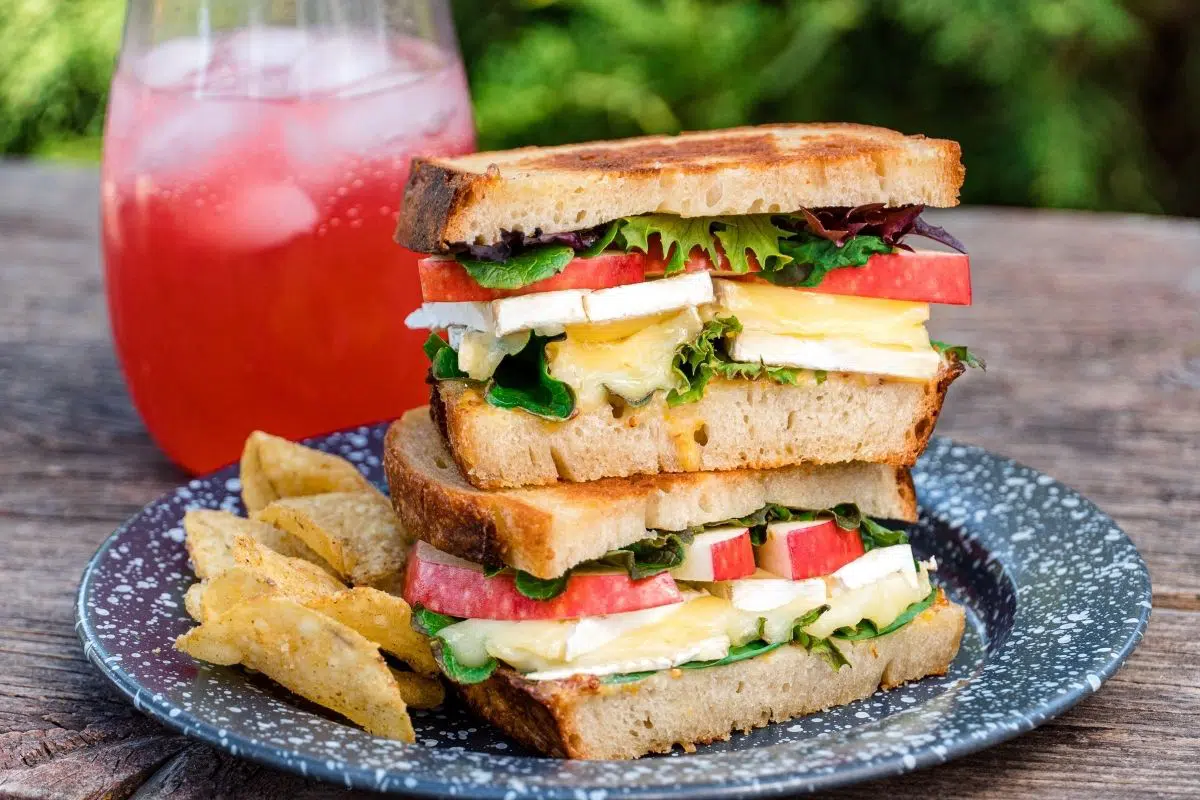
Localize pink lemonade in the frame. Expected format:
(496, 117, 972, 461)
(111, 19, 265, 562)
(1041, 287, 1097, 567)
(102, 30, 475, 473)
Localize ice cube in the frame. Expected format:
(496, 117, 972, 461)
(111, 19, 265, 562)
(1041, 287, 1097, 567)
(323, 66, 456, 155)
(192, 183, 319, 251)
(287, 34, 391, 95)
(138, 37, 213, 89)
(221, 26, 310, 71)
(128, 100, 249, 178)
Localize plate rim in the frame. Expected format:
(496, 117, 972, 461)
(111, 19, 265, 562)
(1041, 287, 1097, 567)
(75, 432, 1153, 798)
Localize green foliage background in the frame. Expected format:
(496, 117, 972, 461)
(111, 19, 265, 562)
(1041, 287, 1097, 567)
(2, 0, 1197, 214)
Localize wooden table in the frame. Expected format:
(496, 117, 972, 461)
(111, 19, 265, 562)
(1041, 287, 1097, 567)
(1, 162, 1197, 799)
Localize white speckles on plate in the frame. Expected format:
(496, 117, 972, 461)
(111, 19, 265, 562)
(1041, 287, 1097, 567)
(75, 430, 1151, 798)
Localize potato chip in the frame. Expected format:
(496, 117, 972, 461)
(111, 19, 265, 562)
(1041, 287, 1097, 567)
(230, 534, 346, 595)
(176, 596, 414, 741)
(240, 430, 378, 513)
(184, 582, 205, 622)
(307, 587, 437, 676)
(254, 492, 413, 588)
(194, 538, 434, 675)
(183, 509, 335, 578)
(389, 670, 445, 709)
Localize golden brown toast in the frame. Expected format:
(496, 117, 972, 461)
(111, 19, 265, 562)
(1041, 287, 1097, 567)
(396, 123, 964, 252)
(384, 409, 918, 578)
(456, 594, 965, 759)
(429, 361, 963, 491)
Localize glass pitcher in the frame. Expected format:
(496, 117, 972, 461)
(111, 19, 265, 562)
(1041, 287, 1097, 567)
(102, 0, 476, 473)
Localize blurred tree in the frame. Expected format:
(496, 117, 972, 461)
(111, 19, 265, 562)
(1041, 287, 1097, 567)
(1, 0, 1197, 214)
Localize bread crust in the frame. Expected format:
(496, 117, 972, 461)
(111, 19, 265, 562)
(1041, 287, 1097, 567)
(396, 123, 964, 252)
(456, 593, 966, 759)
(432, 361, 964, 491)
(385, 409, 919, 577)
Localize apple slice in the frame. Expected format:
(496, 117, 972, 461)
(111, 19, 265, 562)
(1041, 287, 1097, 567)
(756, 519, 866, 580)
(403, 541, 683, 621)
(418, 253, 647, 302)
(670, 527, 756, 582)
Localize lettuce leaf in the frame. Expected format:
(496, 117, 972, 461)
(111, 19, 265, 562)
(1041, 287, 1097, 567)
(931, 339, 986, 370)
(456, 244, 575, 290)
(665, 315, 806, 406)
(483, 334, 575, 419)
(762, 234, 894, 287)
(677, 639, 786, 670)
(578, 220, 620, 258)
(412, 607, 498, 685)
(619, 214, 720, 274)
(512, 571, 570, 600)
(712, 215, 794, 273)
(832, 588, 938, 641)
(423, 333, 469, 380)
(787, 604, 849, 670)
(424, 334, 576, 419)
(596, 531, 693, 580)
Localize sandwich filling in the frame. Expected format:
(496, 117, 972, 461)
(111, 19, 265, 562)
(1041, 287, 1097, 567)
(406, 206, 982, 420)
(404, 504, 941, 684)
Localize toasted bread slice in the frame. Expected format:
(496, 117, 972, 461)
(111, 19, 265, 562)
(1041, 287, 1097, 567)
(430, 361, 963, 491)
(384, 409, 917, 579)
(396, 123, 965, 252)
(457, 593, 965, 759)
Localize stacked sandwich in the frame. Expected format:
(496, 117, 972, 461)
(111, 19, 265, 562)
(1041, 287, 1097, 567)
(386, 124, 978, 759)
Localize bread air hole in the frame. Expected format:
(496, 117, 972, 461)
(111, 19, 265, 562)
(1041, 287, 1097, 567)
(692, 424, 708, 446)
(434, 456, 449, 469)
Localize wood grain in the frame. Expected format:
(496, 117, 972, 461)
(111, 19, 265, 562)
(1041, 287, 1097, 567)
(0, 162, 1197, 798)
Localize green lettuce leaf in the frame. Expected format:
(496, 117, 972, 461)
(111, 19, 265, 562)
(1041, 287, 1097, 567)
(619, 214, 720, 274)
(484, 334, 575, 419)
(578, 220, 620, 258)
(423, 333, 469, 380)
(597, 531, 693, 580)
(512, 570, 569, 600)
(423, 334, 576, 419)
(857, 516, 910, 551)
(709, 359, 802, 385)
(665, 315, 742, 405)
(665, 316, 810, 406)
(832, 587, 938, 641)
(762, 234, 894, 287)
(931, 339, 986, 370)
(712, 215, 794, 273)
(412, 607, 498, 685)
(456, 244, 575, 290)
(786, 604, 850, 670)
(678, 639, 786, 670)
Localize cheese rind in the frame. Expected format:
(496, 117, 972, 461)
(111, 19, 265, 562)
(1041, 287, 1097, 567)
(405, 301, 494, 332)
(492, 290, 589, 336)
(583, 271, 714, 324)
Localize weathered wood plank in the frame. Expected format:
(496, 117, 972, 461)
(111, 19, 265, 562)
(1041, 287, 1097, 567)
(0, 163, 1196, 798)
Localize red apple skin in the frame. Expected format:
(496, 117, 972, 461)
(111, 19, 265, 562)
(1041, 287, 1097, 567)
(418, 253, 647, 302)
(671, 528, 756, 581)
(708, 532, 757, 581)
(757, 519, 866, 580)
(647, 246, 972, 306)
(403, 542, 683, 620)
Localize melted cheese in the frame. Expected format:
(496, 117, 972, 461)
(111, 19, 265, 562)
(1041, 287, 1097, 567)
(439, 563, 933, 681)
(546, 307, 703, 408)
(456, 330, 531, 381)
(712, 279, 932, 350)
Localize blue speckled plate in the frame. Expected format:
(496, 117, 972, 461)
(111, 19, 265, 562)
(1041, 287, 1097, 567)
(76, 428, 1150, 798)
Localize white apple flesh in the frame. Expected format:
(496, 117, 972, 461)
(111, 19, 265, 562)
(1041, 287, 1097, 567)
(669, 526, 756, 582)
